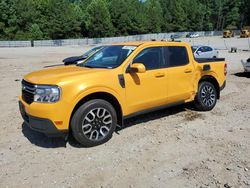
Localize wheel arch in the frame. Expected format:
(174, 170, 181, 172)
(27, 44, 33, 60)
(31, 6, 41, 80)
(70, 92, 123, 128)
(198, 75, 220, 99)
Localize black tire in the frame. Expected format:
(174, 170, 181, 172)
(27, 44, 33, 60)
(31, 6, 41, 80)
(194, 81, 217, 111)
(71, 99, 117, 147)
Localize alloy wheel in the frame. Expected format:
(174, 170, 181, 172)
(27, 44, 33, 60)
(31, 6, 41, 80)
(82, 108, 112, 141)
(200, 85, 216, 107)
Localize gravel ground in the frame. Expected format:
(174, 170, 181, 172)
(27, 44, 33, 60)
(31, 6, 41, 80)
(0, 37, 249, 188)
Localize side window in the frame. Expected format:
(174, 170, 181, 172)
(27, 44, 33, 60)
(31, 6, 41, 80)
(199, 47, 205, 52)
(206, 46, 213, 51)
(132, 47, 163, 70)
(164, 46, 189, 67)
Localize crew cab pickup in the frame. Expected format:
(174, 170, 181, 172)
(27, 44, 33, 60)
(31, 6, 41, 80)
(19, 41, 227, 147)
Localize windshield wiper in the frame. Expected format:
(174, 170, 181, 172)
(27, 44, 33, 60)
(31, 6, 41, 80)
(81, 64, 112, 69)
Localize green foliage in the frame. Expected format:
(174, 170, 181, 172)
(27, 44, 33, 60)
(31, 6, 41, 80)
(29, 24, 43, 40)
(0, 0, 18, 39)
(45, 0, 82, 39)
(0, 0, 249, 40)
(224, 1, 241, 29)
(108, 0, 133, 35)
(85, 0, 114, 37)
(144, 0, 163, 33)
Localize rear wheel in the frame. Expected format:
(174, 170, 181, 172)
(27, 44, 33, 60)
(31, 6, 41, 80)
(194, 81, 217, 111)
(71, 99, 117, 147)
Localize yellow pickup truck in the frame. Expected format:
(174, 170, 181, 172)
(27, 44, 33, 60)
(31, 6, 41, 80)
(19, 41, 227, 146)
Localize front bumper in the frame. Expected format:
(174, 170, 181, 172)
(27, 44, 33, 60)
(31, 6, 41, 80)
(19, 101, 67, 137)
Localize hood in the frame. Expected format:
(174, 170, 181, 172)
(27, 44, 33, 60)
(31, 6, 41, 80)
(24, 65, 107, 85)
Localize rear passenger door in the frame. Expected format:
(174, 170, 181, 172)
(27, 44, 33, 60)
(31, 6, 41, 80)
(163, 46, 195, 103)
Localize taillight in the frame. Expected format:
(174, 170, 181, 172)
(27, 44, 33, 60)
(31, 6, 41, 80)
(224, 64, 227, 76)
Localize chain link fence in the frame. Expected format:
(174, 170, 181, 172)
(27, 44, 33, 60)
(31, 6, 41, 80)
(1, 30, 249, 50)
(0, 31, 223, 47)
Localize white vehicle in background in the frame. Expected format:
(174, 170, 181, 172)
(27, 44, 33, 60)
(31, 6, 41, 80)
(192, 45, 219, 59)
(186, 32, 200, 38)
(241, 58, 250, 72)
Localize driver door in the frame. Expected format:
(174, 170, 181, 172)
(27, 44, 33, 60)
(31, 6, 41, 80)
(124, 47, 167, 115)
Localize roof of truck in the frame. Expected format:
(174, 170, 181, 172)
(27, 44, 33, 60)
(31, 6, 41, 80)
(114, 40, 188, 46)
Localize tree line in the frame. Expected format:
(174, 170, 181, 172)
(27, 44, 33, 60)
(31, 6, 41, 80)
(0, 0, 249, 40)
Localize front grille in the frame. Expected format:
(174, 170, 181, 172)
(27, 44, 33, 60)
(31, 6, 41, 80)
(22, 80, 35, 104)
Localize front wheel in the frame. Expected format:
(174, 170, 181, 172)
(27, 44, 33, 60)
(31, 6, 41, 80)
(194, 81, 217, 111)
(71, 99, 117, 147)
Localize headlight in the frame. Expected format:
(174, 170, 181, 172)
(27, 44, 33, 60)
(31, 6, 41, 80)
(34, 85, 61, 103)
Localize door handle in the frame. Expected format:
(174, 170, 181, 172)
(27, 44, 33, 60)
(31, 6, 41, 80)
(155, 72, 165, 78)
(184, 69, 192, 73)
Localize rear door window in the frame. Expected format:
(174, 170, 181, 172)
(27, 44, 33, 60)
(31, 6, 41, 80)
(205, 46, 213, 51)
(163, 46, 189, 67)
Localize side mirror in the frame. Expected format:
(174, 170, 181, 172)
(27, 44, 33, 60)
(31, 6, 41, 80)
(130, 63, 146, 73)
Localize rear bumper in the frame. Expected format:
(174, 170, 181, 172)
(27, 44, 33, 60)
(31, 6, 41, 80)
(220, 81, 226, 91)
(19, 101, 67, 138)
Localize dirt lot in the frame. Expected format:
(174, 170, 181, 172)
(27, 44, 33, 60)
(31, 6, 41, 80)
(0, 37, 250, 188)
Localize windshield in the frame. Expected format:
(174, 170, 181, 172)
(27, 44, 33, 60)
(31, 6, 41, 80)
(81, 46, 103, 57)
(79, 45, 137, 69)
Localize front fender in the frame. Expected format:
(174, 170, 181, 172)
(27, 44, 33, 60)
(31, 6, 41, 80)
(70, 85, 126, 117)
(74, 86, 123, 105)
